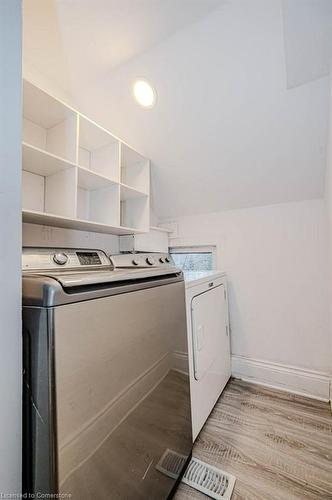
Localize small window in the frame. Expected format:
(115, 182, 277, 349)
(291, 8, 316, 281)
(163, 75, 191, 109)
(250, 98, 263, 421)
(169, 246, 215, 271)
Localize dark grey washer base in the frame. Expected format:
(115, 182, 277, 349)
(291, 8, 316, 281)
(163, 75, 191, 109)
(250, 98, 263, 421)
(22, 306, 58, 494)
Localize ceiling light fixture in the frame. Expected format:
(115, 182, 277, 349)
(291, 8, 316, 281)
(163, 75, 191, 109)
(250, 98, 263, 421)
(133, 79, 156, 108)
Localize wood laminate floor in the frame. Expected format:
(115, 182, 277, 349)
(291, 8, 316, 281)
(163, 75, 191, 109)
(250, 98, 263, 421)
(175, 378, 332, 500)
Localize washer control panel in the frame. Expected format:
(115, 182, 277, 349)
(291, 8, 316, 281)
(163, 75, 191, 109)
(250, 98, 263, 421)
(76, 251, 102, 266)
(22, 248, 110, 271)
(110, 253, 174, 269)
(53, 252, 68, 266)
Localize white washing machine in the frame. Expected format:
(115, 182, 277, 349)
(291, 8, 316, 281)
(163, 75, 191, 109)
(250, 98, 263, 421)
(184, 271, 231, 441)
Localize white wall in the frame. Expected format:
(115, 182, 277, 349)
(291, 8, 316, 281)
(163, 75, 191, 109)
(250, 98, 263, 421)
(166, 199, 330, 374)
(22, 223, 119, 255)
(324, 74, 332, 402)
(0, 0, 22, 493)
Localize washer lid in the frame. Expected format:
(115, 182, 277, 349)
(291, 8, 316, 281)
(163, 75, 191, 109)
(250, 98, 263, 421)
(22, 267, 183, 307)
(26, 266, 182, 288)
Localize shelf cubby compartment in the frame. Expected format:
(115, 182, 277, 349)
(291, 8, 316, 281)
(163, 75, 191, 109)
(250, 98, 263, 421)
(78, 116, 120, 181)
(22, 167, 77, 219)
(22, 142, 76, 177)
(77, 167, 120, 226)
(23, 80, 78, 163)
(120, 185, 149, 231)
(120, 143, 150, 194)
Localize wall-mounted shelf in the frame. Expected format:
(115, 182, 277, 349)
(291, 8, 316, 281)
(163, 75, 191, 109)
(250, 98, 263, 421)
(120, 183, 148, 200)
(22, 142, 76, 177)
(22, 80, 150, 235)
(77, 166, 116, 191)
(22, 210, 140, 235)
(150, 226, 173, 233)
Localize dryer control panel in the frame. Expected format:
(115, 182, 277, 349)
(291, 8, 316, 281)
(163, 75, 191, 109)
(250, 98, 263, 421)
(109, 253, 174, 269)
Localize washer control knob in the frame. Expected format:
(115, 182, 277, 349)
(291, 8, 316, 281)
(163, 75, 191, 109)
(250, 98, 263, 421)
(159, 257, 165, 264)
(53, 253, 68, 266)
(132, 258, 140, 266)
(146, 256, 155, 266)
(165, 256, 171, 263)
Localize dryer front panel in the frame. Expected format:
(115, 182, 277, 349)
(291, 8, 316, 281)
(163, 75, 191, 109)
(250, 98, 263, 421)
(191, 285, 226, 381)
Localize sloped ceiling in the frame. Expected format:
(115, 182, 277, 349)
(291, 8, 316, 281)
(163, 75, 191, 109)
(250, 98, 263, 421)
(282, 0, 332, 88)
(23, 0, 222, 97)
(23, 0, 331, 219)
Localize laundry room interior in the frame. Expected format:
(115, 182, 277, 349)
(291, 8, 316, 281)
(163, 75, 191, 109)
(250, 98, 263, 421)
(1, 0, 332, 499)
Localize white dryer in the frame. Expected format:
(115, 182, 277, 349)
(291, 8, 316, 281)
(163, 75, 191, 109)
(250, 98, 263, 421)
(184, 271, 231, 441)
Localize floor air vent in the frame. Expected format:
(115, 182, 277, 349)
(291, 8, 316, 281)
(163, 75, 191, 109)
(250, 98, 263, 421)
(182, 457, 236, 500)
(155, 449, 188, 479)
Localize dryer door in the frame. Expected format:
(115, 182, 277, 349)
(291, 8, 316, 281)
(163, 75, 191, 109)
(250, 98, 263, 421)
(191, 285, 227, 381)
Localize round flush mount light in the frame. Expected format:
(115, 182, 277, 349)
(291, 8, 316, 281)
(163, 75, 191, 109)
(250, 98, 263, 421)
(133, 79, 156, 108)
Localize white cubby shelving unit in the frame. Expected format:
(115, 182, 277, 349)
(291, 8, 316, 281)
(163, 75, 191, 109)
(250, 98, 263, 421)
(22, 80, 150, 234)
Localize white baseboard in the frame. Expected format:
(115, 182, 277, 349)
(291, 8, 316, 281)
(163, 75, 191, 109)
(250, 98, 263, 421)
(231, 355, 330, 402)
(172, 351, 189, 375)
